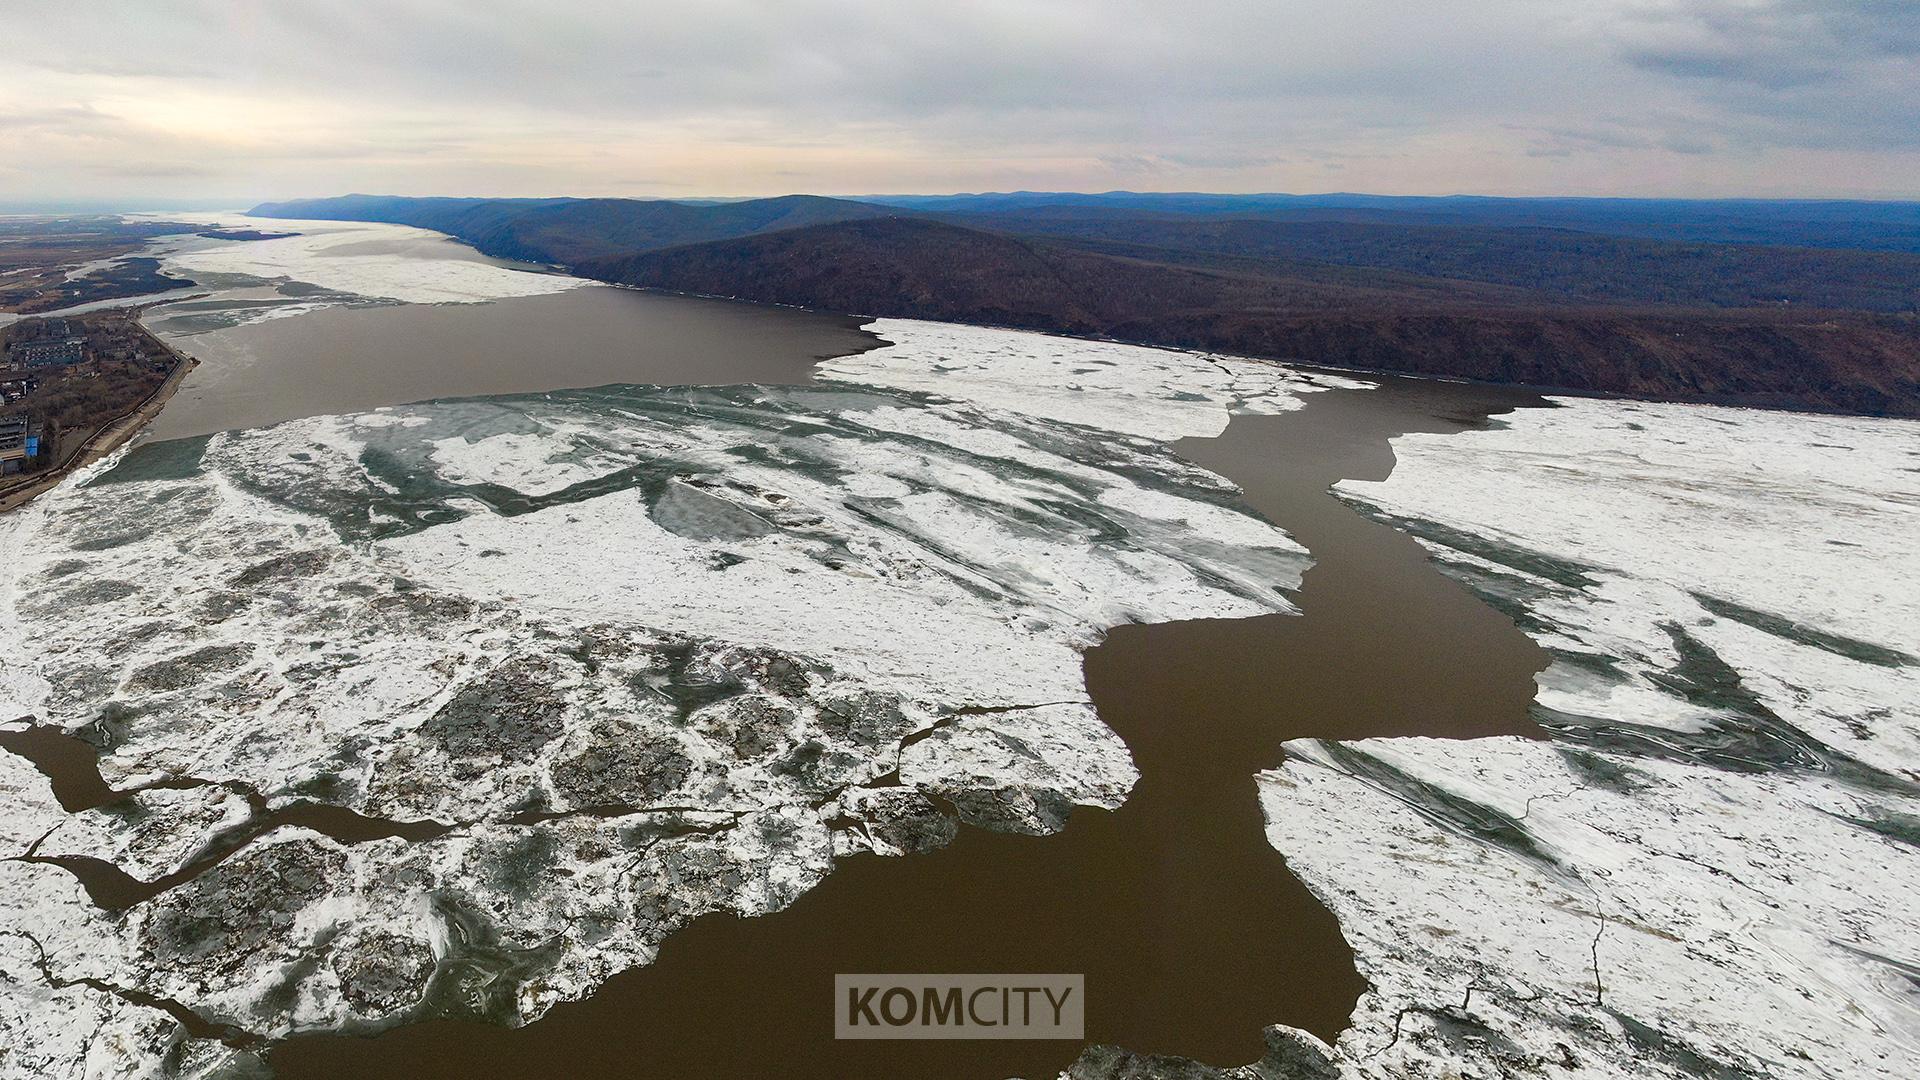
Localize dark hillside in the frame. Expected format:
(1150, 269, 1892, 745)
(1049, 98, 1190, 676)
(874, 192, 1920, 253)
(581, 217, 1540, 326)
(955, 212, 1920, 312)
(588, 217, 1108, 331)
(250, 194, 889, 264)
(585, 217, 1920, 417)
(582, 218, 1460, 327)
(247, 195, 573, 248)
(251, 194, 1920, 416)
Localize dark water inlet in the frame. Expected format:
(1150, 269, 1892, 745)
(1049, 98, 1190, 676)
(17, 804, 452, 911)
(0, 725, 127, 812)
(0, 724, 452, 909)
(267, 375, 1551, 1080)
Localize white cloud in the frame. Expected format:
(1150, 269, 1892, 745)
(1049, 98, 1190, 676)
(0, 0, 1916, 202)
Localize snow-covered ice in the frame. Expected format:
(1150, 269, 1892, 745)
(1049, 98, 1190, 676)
(1227, 397, 1920, 1080)
(7, 285, 1916, 1080)
(826, 319, 1371, 441)
(120, 212, 586, 334)
(0, 319, 1342, 1077)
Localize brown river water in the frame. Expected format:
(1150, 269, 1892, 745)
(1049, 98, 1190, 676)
(266, 367, 1550, 1075)
(143, 284, 877, 441)
(20, 278, 1551, 1077)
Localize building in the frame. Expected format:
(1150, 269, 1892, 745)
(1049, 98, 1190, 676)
(10, 337, 86, 368)
(0, 415, 36, 475)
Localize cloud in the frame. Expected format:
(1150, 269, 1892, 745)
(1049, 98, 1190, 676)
(1600, 0, 1920, 154)
(0, 1, 1916, 200)
(1614, 0, 1920, 86)
(0, 103, 130, 133)
(85, 162, 220, 179)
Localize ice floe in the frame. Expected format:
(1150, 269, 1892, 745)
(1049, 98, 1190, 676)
(0, 319, 1339, 1076)
(145, 212, 583, 317)
(1240, 397, 1920, 1079)
(825, 318, 1370, 441)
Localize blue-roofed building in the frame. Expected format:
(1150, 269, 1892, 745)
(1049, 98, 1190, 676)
(1, 415, 39, 475)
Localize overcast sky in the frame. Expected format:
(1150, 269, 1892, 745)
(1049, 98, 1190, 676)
(3, 0, 1917, 205)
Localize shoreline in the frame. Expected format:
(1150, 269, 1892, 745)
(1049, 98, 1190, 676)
(0, 319, 198, 513)
(5, 265, 1557, 1074)
(237, 214, 1903, 424)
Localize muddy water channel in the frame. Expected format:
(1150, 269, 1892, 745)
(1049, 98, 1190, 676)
(143, 286, 877, 441)
(267, 375, 1550, 1079)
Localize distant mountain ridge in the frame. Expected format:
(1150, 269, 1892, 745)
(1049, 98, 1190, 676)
(860, 191, 1920, 253)
(249, 193, 892, 264)
(249, 193, 1920, 416)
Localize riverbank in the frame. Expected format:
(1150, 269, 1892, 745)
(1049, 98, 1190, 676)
(0, 321, 196, 514)
(248, 194, 1920, 419)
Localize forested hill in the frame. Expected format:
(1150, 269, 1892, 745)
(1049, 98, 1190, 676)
(248, 194, 890, 264)
(940, 211, 1920, 313)
(251, 193, 1920, 417)
(580, 217, 1920, 417)
(864, 192, 1920, 253)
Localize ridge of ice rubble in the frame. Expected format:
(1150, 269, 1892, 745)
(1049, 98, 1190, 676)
(0, 320, 1346, 1078)
(1220, 397, 1920, 1080)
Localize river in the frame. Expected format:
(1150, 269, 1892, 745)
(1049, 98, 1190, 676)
(9, 223, 1551, 1076)
(142, 285, 875, 441)
(261, 371, 1550, 1079)
(8, 222, 1910, 1080)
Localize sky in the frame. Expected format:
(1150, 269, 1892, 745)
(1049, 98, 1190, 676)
(3, 0, 1918, 206)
